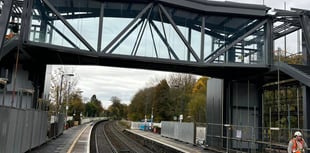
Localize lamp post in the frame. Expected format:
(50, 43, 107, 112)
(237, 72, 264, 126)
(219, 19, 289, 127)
(58, 73, 74, 129)
(174, 85, 184, 122)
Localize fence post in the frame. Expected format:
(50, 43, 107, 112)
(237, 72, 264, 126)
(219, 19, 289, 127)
(252, 126, 256, 153)
(224, 124, 231, 153)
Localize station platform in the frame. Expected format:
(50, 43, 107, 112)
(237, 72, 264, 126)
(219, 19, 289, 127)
(29, 123, 92, 153)
(127, 129, 213, 153)
(29, 122, 214, 153)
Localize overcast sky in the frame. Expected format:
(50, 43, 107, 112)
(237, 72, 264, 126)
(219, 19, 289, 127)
(50, 0, 310, 109)
(51, 65, 177, 109)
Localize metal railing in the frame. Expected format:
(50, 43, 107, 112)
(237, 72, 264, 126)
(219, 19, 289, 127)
(198, 123, 310, 152)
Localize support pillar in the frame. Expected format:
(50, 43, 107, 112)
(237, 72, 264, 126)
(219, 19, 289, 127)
(302, 15, 310, 144)
(0, 0, 13, 60)
(20, 0, 34, 43)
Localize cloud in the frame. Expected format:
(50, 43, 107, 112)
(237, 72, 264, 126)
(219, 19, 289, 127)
(57, 65, 174, 109)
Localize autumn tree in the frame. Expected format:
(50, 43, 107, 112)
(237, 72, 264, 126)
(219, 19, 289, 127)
(128, 87, 154, 121)
(153, 79, 171, 122)
(188, 77, 208, 122)
(107, 96, 128, 120)
(85, 95, 103, 117)
(48, 66, 77, 115)
(68, 89, 85, 121)
(167, 73, 197, 121)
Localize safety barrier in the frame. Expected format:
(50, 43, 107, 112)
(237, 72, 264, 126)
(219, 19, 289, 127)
(0, 107, 48, 153)
(202, 123, 310, 152)
(81, 117, 108, 124)
(161, 121, 195, 144)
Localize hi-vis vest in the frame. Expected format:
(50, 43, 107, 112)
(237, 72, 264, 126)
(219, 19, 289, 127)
(291, 138, 305, 153)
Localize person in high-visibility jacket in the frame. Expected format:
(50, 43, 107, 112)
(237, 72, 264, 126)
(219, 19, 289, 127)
(287, 131, 308, 153)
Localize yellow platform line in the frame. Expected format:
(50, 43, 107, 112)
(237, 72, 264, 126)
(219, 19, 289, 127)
(67, 124, 90, 153)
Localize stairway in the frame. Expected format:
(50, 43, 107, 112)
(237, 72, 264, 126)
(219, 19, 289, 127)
(275, 61, 310, 87)
(0, 36, 18, 59)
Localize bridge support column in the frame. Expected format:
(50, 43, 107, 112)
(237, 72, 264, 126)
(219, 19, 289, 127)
(0, 0, 13, 59)
(302, 14, 310, 144)
(206, 78, 262, 151)
(20, 0, 34, 43)
(302, 86, 310, 129)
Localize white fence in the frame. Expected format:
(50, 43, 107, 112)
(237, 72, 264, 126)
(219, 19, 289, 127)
(130, 121, 161, 130)
(81, 117, 108, 124)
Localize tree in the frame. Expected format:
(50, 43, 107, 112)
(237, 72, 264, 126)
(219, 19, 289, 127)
(167, 73, 197, 121)
(188, 77, 208, 122)
(68, 90, 85, 121)
(85, 95, 104, 117)
(107, 96, 128, 120)
(48, 66, 78, 115)
(128, 87, 154, 121)
(153, 79, 171, 122)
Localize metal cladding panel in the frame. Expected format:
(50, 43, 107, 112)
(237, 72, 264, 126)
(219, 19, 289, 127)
(57, 114, 65, 136)
(22, 110, 32, 152)
(0, 107, 10, 153)
(0, 108, 48, 152)
(6, 109, 18, 153)
(206, 78, 223, 124)
(28, 111, 35, 149)
(161, 121, 195, 144)
(161, 121, 176, 139)
(130, 122, 143, 130)
(196, 127, 206, 142)
(31, 111, 40, 148)
(39, 112, 48, 145)
(177, 122, 194, 144)
(13, 110, 26, 153)
(232, 82, 258, 108)
(206, 78, 224, 146)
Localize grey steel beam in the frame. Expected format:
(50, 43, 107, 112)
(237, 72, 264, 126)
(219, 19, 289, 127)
(206, 19, 267, 63)
(274, 9, 300, 17)
(200, 16, 205, 62)
(107, 19, 144, 54)
(149, 20, 179, 60)
(42, 0, 96, 52)
(264, 18, 274, 65)
(132, 19, 148, 56)
(273, 26, 300, 40)
(190, 25, 225, 41)
(0, 0, 14, 60)
(149, 20, 159, 58)
(158, 0, 268, 17)
(46, 22, 79, 49)
(97, 3, 104, 52)
(303, 86, 310, 140)
(102, 3, 153, 53)
(300, 15, 310, 55)
(158, 7, 171, 59)
(159, 4, 200, 62)
(187, 28, 191, 61)
(132, 7, 153, 56)
(20, 0, 33, 43)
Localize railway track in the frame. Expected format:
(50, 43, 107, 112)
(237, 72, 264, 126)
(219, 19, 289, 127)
(90, 120, 153, 153)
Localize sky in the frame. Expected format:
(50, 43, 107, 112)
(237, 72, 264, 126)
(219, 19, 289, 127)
(51, 65, 176, 109)
(49, 0, 310, 109)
